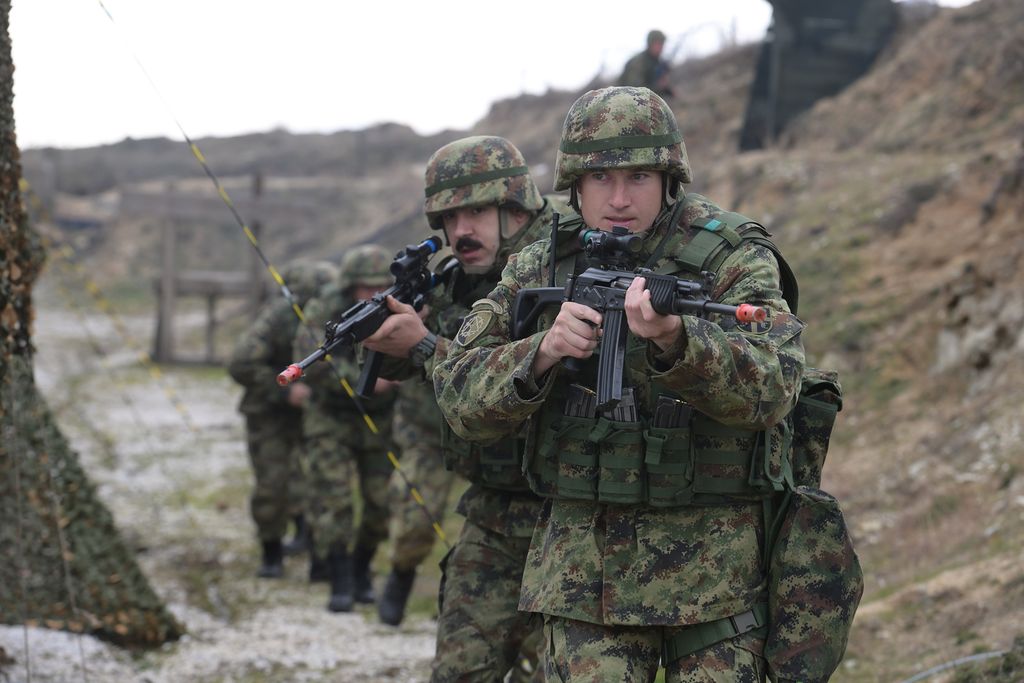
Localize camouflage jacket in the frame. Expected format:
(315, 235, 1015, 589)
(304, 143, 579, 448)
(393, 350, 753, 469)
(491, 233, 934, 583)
(433, 194, 806, 625)
(619, 50, 670, 96)
(293, 283, 396, 434)
(384, 197, 565, 536)
(227, 296, 303, 418)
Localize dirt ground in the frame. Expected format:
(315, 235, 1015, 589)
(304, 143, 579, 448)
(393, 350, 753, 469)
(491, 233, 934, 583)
(0, 273, 441, 682)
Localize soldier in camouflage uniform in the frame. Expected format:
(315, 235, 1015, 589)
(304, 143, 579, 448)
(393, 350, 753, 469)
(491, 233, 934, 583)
(227, 260, 335, 579)
(291, 245, 400, 613)
(362, 135, 565, 680)
(435, 87, 807, 681)
(619, 29, 675, 99)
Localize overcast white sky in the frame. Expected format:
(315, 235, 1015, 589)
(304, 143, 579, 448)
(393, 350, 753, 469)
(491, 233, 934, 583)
(10, 0, 975, 150)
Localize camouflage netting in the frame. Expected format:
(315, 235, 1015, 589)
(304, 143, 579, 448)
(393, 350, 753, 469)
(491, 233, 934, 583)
(0, 0, 182, 647)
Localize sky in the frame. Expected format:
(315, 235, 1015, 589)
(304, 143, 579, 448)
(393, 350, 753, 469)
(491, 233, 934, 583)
(10, 0, 976, 150)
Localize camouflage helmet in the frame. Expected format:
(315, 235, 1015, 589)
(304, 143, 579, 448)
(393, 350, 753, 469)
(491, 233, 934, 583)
(647, 29, 666, 47)
(423, 135, 544, 230)
(337, 244, 393, 291)
(553, 86, 692, 192)
(282, 259, 337, 301)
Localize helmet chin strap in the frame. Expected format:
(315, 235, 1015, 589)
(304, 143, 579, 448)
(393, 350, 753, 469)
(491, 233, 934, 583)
(663, 174, 681, 207)
(499, 206, 511, 239)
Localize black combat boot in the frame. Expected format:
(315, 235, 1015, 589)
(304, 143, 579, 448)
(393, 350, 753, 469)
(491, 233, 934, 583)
(378, 567, 416, 626)
(326, 546, 354, 613)
(283, 514, 309, 556)
(309, 552, 329, 583)
(308, 530, 329, 582)
(257, 539, 284, 579)
(351, 543, 377, 604)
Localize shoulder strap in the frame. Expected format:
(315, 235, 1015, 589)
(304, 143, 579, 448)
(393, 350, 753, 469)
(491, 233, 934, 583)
(745, 234, 799, 315)
(673, 210, 800, 314)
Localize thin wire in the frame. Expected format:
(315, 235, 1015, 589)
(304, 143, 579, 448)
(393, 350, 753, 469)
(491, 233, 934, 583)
(87, 4, 451, 548)
(897, 650, 1009, 683)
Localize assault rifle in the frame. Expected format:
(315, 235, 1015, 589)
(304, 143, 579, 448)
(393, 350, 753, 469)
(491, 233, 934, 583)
(510, 226, 766, 412)
(277, 236, 451, 396)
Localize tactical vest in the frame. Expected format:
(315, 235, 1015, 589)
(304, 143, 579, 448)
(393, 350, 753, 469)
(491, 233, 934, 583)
(436, 259, 531, 491)
(523, 196, 801, 507)
(527, 201, 861, 679)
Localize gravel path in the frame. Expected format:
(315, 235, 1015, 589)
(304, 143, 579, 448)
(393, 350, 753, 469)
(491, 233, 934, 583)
(2, 278, 438, 682)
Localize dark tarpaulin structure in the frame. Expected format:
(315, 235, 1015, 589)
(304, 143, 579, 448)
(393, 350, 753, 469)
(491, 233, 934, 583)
(739, 0, 898, 150)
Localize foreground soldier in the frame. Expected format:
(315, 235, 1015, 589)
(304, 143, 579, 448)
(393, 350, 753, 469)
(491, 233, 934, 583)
(363, 135, 562, 680)
(435, 87, 806, 680)
(227, 260, 335, 579)
(290, 245, 399, 613)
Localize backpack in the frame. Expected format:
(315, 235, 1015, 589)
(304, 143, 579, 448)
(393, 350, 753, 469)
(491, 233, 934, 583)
(677, 201, 864, 681)
(765, 370, 863, 683)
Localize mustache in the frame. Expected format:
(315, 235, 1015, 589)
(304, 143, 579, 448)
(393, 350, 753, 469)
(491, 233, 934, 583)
(454, 237, 485, 252)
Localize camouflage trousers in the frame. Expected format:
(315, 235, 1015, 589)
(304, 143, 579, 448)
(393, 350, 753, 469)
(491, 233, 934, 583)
(387, 413, 455, 571)
(431, 521, 543, 683)
(304, 411, 394, 558)
(244, 412, 304, 541)
(543, 616, 767, 683)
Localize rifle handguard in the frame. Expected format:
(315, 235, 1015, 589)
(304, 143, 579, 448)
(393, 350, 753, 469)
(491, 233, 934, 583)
(277, 364, 303, 386)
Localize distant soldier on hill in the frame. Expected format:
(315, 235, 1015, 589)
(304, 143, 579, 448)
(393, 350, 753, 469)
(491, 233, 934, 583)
(227, 260, 335, 579)
(290, 246, 401, 613)
(619, 29, 676, 99)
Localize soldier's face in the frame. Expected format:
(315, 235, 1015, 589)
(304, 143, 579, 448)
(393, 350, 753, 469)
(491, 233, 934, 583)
(441, 205, 502, 269)
(577, 169, 663, 233)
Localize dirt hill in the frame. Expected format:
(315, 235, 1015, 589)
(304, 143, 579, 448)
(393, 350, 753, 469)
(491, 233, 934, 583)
(11, 0, 1024, 680)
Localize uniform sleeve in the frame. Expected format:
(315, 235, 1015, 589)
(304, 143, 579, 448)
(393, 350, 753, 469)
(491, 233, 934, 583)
(227, 303, 290, 407)
(649, 241, 805, 428)
(433, 245, 556, 442)
(619, 53, 646, 87)
(378, 294, 452, 382)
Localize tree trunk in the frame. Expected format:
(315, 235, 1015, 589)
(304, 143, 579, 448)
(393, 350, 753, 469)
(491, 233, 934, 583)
(0, 0, 182, 647)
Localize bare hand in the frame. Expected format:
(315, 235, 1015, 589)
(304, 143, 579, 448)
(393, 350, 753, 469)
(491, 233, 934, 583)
(533, 302, 602, 378)
(362, 296, 430, 358)
(624, 277, 682, 352)
(286, 382, 312, 407)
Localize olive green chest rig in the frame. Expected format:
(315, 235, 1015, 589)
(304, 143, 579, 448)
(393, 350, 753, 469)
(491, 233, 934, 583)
(523, 195, 800, 507)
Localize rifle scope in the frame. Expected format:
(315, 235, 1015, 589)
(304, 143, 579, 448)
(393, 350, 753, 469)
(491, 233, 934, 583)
(581, 227, 642, 261)
(391, 235, 442, 277)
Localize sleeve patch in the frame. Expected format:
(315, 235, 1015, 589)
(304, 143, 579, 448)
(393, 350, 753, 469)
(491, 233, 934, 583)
(736, 317, 773, 335)
(455, 308, 497, 347)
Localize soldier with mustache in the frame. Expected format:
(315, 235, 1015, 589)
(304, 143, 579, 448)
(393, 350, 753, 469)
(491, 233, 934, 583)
(363, 135, 566, 682)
